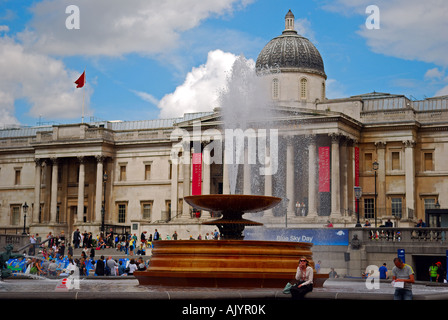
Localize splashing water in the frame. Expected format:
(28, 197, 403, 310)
(219, 55, 273, 195)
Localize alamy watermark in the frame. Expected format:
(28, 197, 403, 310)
(170, 121, 279, 176)
(65, 5, 80, 30)
(365, 5, 380, 30)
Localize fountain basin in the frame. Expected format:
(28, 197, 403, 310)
(134, 240, 327, 288)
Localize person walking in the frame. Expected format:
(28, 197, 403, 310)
(106, 256, 118, 276)
(95, 256, 105, 276)
(429, 262, 439, 282)
(379, 263, 388, 279)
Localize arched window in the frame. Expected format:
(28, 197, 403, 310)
(272, 78, 279, 99)
(322, 82, 326, 101)
(300, 78, 307, 100)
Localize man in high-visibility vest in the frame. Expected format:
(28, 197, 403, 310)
(429, 262, 439, 282)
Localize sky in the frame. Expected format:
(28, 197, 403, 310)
(1, 0, 448, 128)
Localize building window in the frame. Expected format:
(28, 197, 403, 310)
(118, 203, 126, 223)
(83, 206, 87, 223)
(321, 82, 325, 101)
(145, 164, 151, 180)
(11, 205, 20, 225)
(391, 152, 400, 170)
(14, 169, 21, 185)
(272, 78, 279, 99)
(391, 198, 402, 218)
(424, 198, 436, 210)
(56, 205, 60, 223)
(364, 198, 374, 219)
(300, 78, 307, 99)
(141, 201, 152, 220)
(119, 165, 126, 181)
(39, 205, 43, 223)
(424, 152, 434, 171)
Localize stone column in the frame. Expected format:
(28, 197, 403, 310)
(77, 156, 86, 223)
(346, 139, 355, 214)
(223, 150, 230, 194)
(50, 157, 58, 223)
(170, 159, 179, 219)
(203, 145, 211, 195)
(330, 133, 341, 217)
(375, 141, 387, 219)
(95, 156, 104, 224)
(307, 135, 318, 217)
(33, 159, 42, 224)
(286, 137, 295, 215)
(182, 149, 191, 219)
(264, 145, 274, 218)
(340, 137, 348, 216)
(403, 140, 416, 219)
(243, 148, 251, 195)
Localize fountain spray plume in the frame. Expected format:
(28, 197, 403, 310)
(219, 55, 275, 195)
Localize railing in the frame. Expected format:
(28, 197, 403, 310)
(359, 227, 448, 244)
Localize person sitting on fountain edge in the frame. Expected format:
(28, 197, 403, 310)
(290, 257, 313, 300)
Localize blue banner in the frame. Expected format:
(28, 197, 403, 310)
(398, 249, 405, 263)
(244, 227, 349, 246)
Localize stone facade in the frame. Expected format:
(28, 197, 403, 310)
(1, 11, 448, 240)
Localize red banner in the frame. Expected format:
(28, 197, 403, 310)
(318, 147, 330, 192)
(192, 153, 202, 195)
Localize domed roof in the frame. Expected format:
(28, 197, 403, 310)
(255, 10, 326, 79)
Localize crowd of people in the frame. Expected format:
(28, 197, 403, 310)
(9, 227, 222, 278)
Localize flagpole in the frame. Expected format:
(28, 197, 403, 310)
(82, 87, 85, 123)
(75, 69, 86, 123)
(82, 68, 86, 123)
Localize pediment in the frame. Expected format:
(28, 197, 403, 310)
(175, 105, 361, 130)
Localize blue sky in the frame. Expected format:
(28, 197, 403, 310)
(1, 0, 447, 127)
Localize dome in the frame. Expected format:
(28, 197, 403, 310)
(255, 10, 326, 79)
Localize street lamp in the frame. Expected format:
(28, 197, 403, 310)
(435, 200, 441, 209)
(22, 202, 29, 235)
(373, 160, 379, 227)
(354, 186, 362, 227)
(101, 171, 108, 235)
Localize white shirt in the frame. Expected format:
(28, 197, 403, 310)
(295, 266, 313, 286)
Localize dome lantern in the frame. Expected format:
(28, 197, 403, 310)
(284, 9, 296, 33)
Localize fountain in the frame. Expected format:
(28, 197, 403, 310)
(134, 55, 328, 288)
(134, 194, 328, 288)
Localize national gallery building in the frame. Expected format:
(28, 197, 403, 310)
(1, 11, 447, 239)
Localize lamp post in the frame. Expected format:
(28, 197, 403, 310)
(285, 198, 290, 228)
(101, 171, 108, 236)
(354, 186, 362, 227)
(373, 160, 379, 227)
(22, 202, 29, 235)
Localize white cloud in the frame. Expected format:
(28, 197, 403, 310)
(324, 0, 448, 67)
(157, 49, 238, 118)
(0, 36, 90, 126)
(424, 68, 445, 81)
(325, 79, 348, 99)
(131, 90, 159, 106)
(20, 0, 251, 57)
(435, 86, 448, 97)
(295, 18, 317, 44)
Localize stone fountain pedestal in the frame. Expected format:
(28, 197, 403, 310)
(134, 195, 328, 288)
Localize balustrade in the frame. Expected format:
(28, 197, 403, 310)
(360, 227, 448, 244)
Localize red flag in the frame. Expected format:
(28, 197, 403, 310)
(74, 71, 85, 88)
